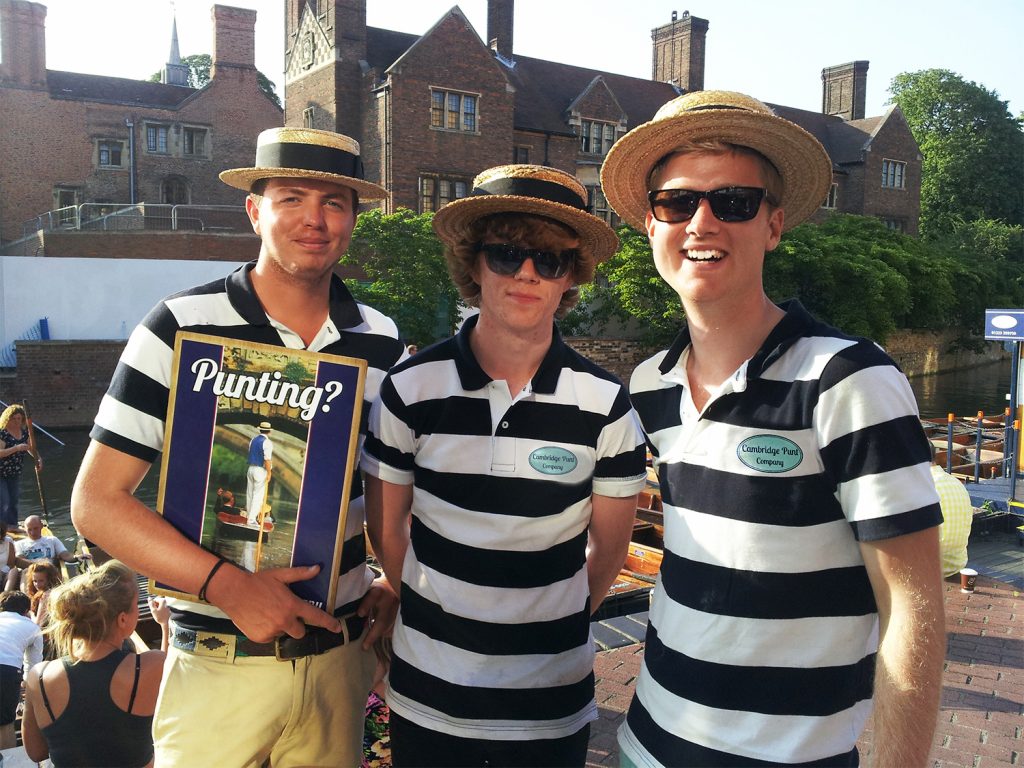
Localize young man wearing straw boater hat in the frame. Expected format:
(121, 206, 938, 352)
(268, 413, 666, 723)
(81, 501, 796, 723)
(72, 127, 407, 767)
(600, 92, 944, 767)
(360, 164, 647, 766)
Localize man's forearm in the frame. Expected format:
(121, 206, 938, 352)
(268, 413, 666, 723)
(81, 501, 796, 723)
(870, 596, 944, 766)
(861, 528, 945, 767)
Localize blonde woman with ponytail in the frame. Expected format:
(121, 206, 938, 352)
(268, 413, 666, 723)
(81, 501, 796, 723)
(20, 560, 165, 767)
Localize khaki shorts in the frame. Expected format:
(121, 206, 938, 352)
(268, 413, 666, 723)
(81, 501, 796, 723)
(154, 633, 376, 768)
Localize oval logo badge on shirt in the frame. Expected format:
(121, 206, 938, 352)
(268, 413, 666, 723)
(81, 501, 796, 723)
(529, 446, 578, 476)
(737, 435, 803, 473)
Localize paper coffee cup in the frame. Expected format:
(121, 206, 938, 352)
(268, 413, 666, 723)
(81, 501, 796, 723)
(959, 567, 978, 593)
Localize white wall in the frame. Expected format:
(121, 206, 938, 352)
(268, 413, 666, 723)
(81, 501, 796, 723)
(0, 256, 245, 348)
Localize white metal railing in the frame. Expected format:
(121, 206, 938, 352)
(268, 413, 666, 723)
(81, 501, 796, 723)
(22, 203, 248, 238)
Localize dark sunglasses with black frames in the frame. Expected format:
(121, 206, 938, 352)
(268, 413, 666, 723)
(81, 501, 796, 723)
(648, 186, 772, 224)
(478, 243, 577, 280)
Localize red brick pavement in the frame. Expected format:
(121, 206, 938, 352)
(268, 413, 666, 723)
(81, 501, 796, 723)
(588, 575, 1023, 767)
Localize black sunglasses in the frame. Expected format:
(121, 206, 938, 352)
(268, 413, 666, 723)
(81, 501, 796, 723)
(648, 186, 768, 223)
(479, 243, 576, 280)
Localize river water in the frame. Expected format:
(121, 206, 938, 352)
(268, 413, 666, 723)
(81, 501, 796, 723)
(10, 358, 1016, 548)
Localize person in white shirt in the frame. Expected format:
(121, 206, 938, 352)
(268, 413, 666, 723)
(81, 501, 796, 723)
(0, 589, 44, 748)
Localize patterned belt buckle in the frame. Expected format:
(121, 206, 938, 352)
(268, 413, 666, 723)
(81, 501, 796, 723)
(193, 630, 236, 659)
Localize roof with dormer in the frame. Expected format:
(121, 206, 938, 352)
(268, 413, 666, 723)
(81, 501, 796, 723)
(359, 18, 913, 169)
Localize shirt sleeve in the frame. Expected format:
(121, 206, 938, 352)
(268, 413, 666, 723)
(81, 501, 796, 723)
(25, 628, 43, 671)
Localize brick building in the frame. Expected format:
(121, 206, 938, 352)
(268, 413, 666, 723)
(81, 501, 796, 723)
(283, 1, 922, 234)
(0, 0, 283, 246)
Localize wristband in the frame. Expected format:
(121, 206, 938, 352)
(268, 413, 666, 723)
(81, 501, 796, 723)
(198, 556, 231, 603)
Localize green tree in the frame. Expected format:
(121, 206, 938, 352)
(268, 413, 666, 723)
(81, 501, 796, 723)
(149, 53, 281, 107)
(889, 69, 1024, 238)
(567, 214, 1021, 347)
(343, 209, 463, 347)
(561, 226, 682, 346)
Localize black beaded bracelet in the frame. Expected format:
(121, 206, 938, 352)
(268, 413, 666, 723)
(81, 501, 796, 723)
(197, 556, 230, 603)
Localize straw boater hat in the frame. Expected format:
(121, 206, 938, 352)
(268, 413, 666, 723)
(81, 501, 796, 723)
(600, 90, 833, 232)
(432, 164, 619, 264)
(220, 127, 388, 201)
(258, 421, 272, 433)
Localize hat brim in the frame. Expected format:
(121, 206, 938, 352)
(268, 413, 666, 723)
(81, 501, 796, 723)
(601, 108, 833, 232)
(219, 167, 389, 201)
(432, 196, 619, 265)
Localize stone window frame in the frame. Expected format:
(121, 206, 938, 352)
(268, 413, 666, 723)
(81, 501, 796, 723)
(419, 174, 470, 213)
(429, 88, 480, 134)
(579, 119, 616, 156)
(881, 158, 907, 190)
(145, 122, 171, 154)
(822, 182, 838, 209)
(303, 107, 316, 129)
(881, 217, 907, 233)
(182, 126, 209, 159)
(513, 145, 530, 164)
(96, 138, 127, 169)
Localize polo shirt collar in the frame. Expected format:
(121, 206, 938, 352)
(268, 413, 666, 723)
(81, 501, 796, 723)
(657, 299, 817, 379)
(453, 314, 566, 394)
(225, 261, 364, 330)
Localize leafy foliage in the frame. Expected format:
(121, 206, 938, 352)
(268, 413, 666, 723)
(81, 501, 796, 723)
(889, 69, 1024, 238)
(567, 214, 1023, 347)
(343, 209, 463, 347)
(561, 227, 682, 345)
(149, 53, 281, 107)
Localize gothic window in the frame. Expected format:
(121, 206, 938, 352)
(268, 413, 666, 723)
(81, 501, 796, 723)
(430, 89, 480, 133)
(580, 120, 616, 156)
(881, 159, 907, 189)
(146, 124, 170, 154)
(97, 140, 125, 168)
(183, 128, 208, 157)
(419, 175, 469, 213)
(822, 183, 838, 209)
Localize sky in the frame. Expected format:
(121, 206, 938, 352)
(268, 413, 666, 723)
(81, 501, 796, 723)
(30, 0, 1024, 118)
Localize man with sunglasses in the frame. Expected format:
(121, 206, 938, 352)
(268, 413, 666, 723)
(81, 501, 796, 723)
(601, 91, 944, 767)
(361, 164, 647, 766)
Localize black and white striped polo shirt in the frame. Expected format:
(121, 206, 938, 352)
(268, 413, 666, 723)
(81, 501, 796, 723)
(362, 315, 647, 740)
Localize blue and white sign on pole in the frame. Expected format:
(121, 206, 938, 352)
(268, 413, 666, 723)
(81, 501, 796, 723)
(984, 309, 1024, 341)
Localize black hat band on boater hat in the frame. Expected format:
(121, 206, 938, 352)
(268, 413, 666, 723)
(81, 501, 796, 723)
(254, 142, 365, 182)
(432, 164, 619, 266)
(220, 127, 388, 201)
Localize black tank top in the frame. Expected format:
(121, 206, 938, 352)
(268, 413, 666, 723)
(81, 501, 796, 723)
(39, 650, 155, 768)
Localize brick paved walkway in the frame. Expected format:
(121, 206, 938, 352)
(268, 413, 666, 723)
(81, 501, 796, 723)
(588, 575, 1023, 767)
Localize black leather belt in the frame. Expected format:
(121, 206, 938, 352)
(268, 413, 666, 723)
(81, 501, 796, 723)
(171, 614, 366, 661)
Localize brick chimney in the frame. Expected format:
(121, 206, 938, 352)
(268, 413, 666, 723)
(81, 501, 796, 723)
(211, 4, 256, 77)
(0, 0, 47, 88)
(488, 0, 514, 60)
(822, 61, 869, 121)
(651, 10, 709, 91)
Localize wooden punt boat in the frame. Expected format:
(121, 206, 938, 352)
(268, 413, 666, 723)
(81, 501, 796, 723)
(214, 510, 274, 542)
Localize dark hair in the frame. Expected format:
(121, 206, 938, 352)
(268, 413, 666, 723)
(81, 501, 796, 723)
(446, 213, 591, 319)
(0, 590, 31, 614)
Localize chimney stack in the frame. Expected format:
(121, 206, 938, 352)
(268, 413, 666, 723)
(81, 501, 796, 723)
(651, 10, 709, 92)
(212, 4, 256, 78)
(0, 0, 47, 88)
(488, 0, 514, 60)
(821, 61, 869, 121)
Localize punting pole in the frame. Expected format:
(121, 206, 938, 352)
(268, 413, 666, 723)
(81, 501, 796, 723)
(0, 398, 65, 446)
(22, 400, 48, 518)
(946, 413, 954, 474)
